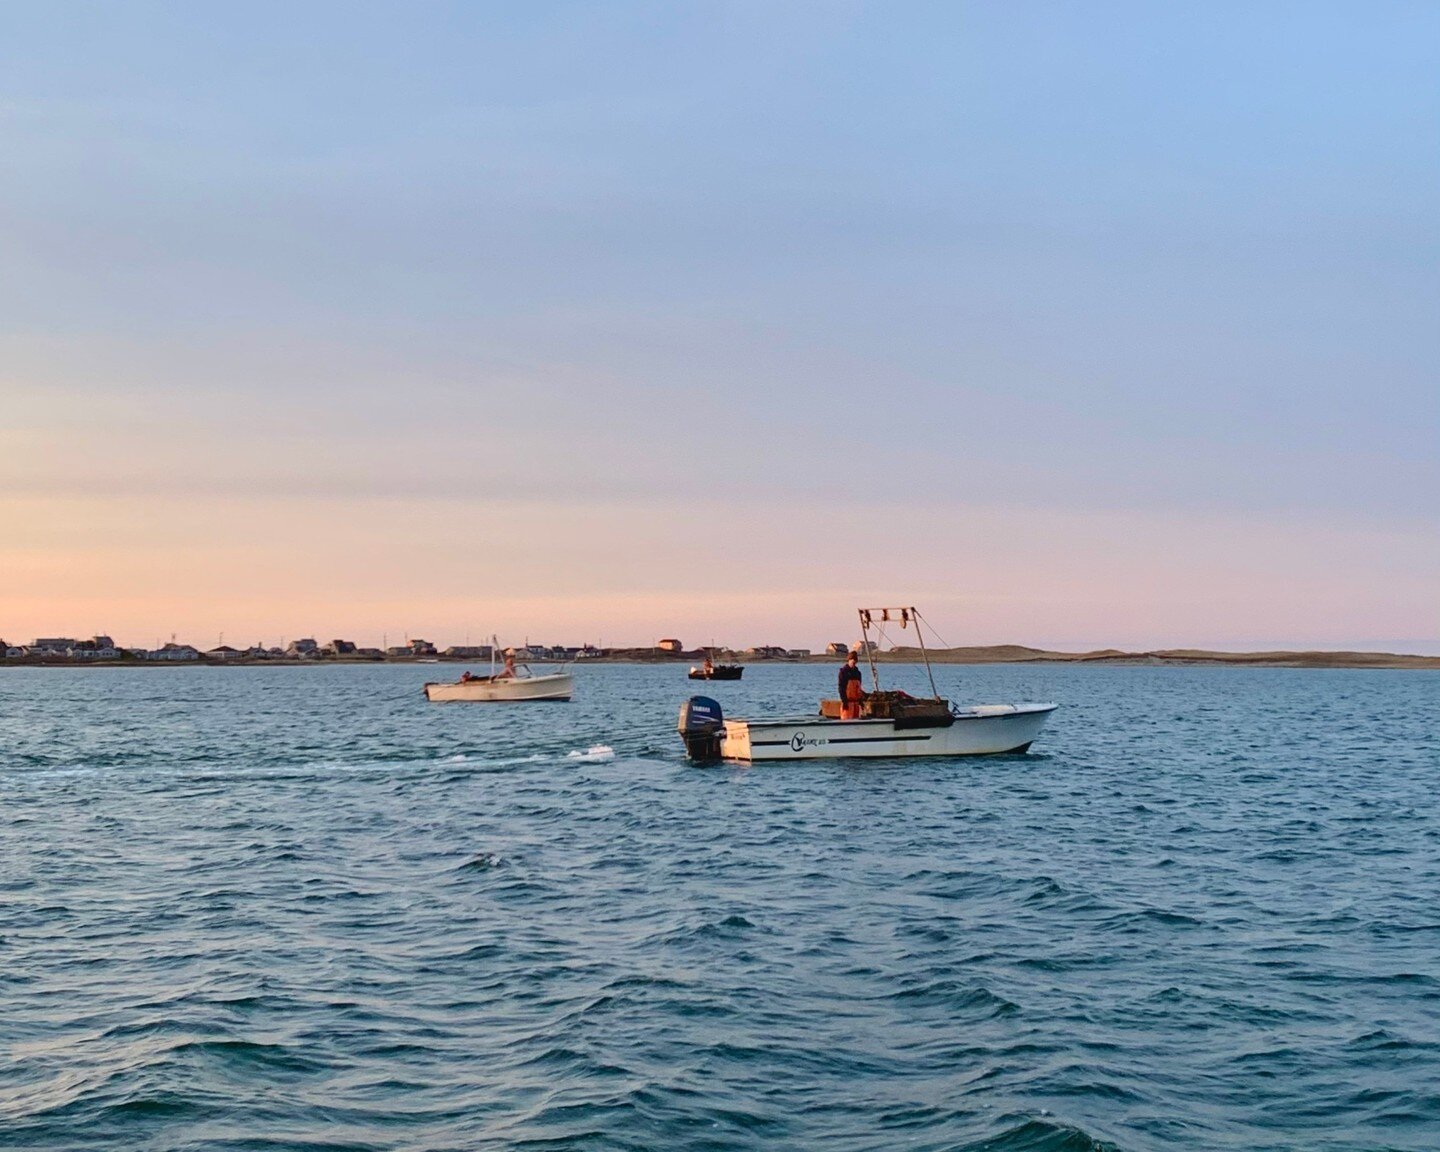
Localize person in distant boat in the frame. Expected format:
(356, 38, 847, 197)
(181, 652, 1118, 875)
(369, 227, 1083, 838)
(839, 650, 864, 720)
(495, 652, 518, 680)
(702, 654, 714, 675)
(460, 671, 474, 683)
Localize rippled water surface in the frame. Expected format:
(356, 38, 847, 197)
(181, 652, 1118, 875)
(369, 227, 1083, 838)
(2, 663, 1437, 1151)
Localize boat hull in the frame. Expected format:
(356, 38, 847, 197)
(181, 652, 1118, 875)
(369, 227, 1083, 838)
(424, 673, 573, 702)
(718, 704, 1056, 761)
(688, 666, 743, 681)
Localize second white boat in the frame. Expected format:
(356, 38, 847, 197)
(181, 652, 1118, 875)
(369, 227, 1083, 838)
(425, 671, 573, 702)
(425, 639, 573, 702)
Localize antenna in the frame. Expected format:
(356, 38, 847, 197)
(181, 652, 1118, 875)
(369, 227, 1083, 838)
(859, 610, 881, 692)
(912, 609, 939, 700)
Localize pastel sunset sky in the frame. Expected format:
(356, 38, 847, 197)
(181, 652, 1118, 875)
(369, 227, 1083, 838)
(3, 2, 1437, 652)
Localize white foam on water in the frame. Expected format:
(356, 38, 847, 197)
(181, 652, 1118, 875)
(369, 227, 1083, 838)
(566, 745, 615, 762)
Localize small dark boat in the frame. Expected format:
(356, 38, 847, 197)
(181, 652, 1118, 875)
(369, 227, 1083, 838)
(688, 663, 743, 681)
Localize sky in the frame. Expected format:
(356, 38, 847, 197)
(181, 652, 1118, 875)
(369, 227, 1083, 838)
(2, 1, 1437, 652)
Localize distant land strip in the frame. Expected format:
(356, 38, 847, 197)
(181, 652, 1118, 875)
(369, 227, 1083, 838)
(882, 645, 1440, 670)
(2, 646, 1436, 670)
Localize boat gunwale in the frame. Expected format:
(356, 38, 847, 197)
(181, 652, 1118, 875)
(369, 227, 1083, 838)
(728, 703, 1057, 729)
(424, 672, 573, 687)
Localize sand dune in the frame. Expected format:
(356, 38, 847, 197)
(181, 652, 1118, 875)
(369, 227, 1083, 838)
(883, 646, 1440, 670)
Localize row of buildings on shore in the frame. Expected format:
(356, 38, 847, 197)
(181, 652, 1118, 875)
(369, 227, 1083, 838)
(2, 635, 865, 664)
(2, 636, 558, 663)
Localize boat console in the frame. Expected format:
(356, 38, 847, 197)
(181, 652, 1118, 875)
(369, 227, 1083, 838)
(820, 692, 954, 727)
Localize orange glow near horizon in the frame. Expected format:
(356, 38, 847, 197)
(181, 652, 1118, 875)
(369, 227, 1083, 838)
(5, 491, 1436, 654)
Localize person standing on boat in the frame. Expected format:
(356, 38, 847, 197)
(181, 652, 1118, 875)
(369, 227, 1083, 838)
(496, 652, 517, 680)
(839, 650, 864, 720)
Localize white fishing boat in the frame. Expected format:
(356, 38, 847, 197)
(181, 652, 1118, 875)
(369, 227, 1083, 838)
(425, 671, 573, 702)
(425, 640, 573, 703)
(682, 701, 1056, 761)
(677, 607, 1056, 762)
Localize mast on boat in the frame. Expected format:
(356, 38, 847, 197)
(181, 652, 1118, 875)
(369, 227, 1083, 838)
(857, 606, 941, 701)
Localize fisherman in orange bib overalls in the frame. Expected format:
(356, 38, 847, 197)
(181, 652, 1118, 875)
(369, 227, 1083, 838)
(838, 649, 864, 720)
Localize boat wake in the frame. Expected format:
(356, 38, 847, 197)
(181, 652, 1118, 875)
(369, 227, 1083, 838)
(567, 744, 616, 762)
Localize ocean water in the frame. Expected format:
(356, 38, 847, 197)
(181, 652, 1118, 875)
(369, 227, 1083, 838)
(1, 662, 1437, 1152)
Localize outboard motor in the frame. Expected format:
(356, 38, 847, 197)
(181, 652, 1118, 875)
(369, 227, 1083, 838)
(677, 696, 725, 762)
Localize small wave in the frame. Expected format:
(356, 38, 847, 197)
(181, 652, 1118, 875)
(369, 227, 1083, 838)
(422, 941, 507, 964)
(1345, 1029, 1434, 1052)
(171, 1038, 326, 1075)
(457, 853, 506, 871)
(1022, 877, 1111, 914)
(601, 973, 690, 993)
(962, 1117, 1122, 1151)
(567, 744, 615, 762)
(657, 913, 761, 944)
(105, 1094, 202, 1119)
(1101, 908, 1204, 931)
(885, 981, 1020, 1017)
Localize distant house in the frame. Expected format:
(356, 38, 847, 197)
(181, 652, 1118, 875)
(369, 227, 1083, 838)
(244, 646, 272, 659)
(150, 643, 200, 661)
(70, 638, 118, 660)
(786, 649, 812, 659)
(286, 638, 319, 657)
(824, 642, 851, 657)
(354, 648, 385, 660)
(745, 646, 787, 659)
(206, 645, 241, 660)
(22, 637, 117, 659)
(384, 640, 435, 657)
(443, 645, 494, 659)
(504, 644, 547, 660)
(655, 638, 683, 653)
(122, 648, 150, 660)
(323, 639, 357, 656)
